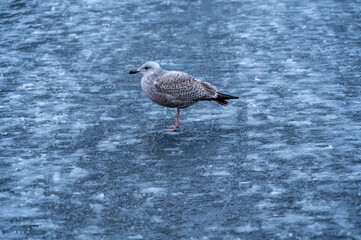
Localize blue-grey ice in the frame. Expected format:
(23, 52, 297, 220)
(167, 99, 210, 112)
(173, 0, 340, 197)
(0, 0, 360, 239)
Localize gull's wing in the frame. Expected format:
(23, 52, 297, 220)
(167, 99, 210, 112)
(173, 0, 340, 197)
(154, 71, 217, 101)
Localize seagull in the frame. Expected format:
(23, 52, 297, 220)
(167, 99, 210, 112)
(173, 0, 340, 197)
(129, 62, 238, 132)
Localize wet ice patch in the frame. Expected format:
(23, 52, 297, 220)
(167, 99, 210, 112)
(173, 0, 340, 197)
(234, 223, 259, 233)
(163, 147, 184, 156)
(202, 165, 232, 177)
(76, 225, 105, 240)
(97, 140, 119, 152)
(140, 187, 166, 194)
(128, 234, 144, 240)
(69, 166, 88, 178)
(204, 170, 231, 176)
(97, 133, 142, 151)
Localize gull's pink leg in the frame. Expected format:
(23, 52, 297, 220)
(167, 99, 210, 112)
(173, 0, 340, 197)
(165, 108, 180, 132)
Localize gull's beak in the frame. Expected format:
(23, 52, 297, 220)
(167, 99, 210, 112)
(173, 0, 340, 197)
(129, 69, 140, 74)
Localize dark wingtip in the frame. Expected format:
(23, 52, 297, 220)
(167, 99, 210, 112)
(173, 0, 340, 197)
(199, 92, 238, 106)
(213, 92, 238, 106)
(215, 99, 229, 106)
(217, 92, 239, 99)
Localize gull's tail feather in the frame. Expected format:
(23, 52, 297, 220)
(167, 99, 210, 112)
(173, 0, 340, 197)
(213, 92, 239, 106)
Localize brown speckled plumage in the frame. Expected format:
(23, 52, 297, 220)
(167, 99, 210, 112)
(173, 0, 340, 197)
(142, 70, 218, 108)
(129, 61, 238, 131)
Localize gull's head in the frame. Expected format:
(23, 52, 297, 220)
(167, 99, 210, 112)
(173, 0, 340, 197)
(129, 62, 161, 76)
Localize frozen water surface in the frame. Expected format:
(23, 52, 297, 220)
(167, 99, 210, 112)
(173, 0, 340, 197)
(1, 0, 360, 239)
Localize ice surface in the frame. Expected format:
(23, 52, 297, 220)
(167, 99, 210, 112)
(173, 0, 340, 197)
(1, 0, 360, 239)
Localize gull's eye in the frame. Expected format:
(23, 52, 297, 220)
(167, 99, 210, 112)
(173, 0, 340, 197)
(144, 66, 150, 70)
